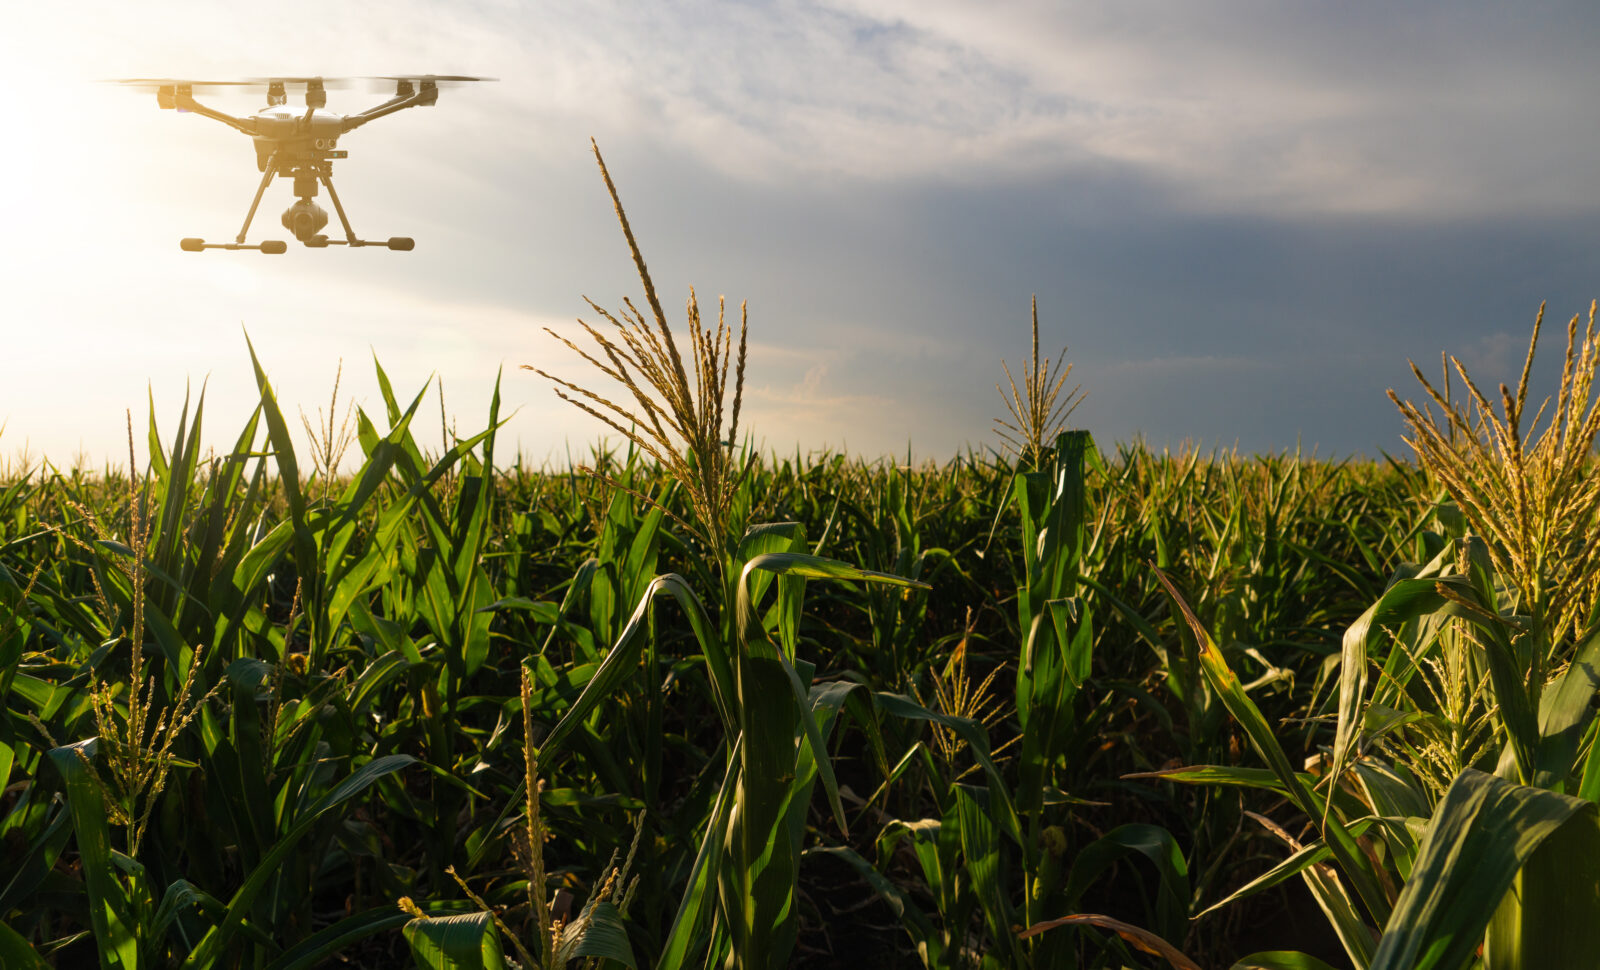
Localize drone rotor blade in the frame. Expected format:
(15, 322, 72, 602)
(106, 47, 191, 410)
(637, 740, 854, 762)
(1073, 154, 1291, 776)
(105, 78, 254, 90)
(369, 74, 496, 86)
(244, 76, 358, 88)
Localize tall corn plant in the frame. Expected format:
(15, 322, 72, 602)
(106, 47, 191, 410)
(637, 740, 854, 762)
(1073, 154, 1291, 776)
(525, 140, 747, 566)
(1008, 433, 1192, 968)
(994, 298, 1084, 470)
(515, 141, 928, 970)
(1363, 302, 1600, 967)
(1145, 303, 1600, 970)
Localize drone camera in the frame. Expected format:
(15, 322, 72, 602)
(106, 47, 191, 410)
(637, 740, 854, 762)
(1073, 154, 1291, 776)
(282, 199, 329, 243)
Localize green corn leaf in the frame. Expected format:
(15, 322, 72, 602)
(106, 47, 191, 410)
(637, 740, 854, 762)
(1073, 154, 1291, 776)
(1579, 717, 1600, 803)
(401, 912, 506, 970)
(370, 353, 430, 473)
(48, 740, 138, 970)
(0, 804, 72, 915)
(955, 784, 1022, 966)
(223, 658, 275, 865)
(1370, 767, 1597, 970)
(556, 900, 637, 968)
(321, 386, 429, 583)
(243, 333, 316, 596)
(657, 736, 740, 970)
(1155, 567, 1391, 930)
(1128, 764, 1383, 827)
(1017, 596, 1090, 823)
(1196, 840, 1333, 920)
(726, 651, 801, 969)
(541, 573, 725, 759)
(736, 551, 930, 838)
(874, 692, 1022, 845)
(1526, 624, 1600, 789)
(231, 520, 294, 600)
(733, 522, 806, 614)
(1330, 554, 1454, 798)
(1254, 819, 1377, 969)
(878, 817, 947, 905)
(348, 649, 413, 716)
(1484, 780, 1600, 968)
(1128, 763, 1290, 794)
(1060, 824, 1190, 941)
(0, 911, 50, 969)
(183, 754, 416, 969)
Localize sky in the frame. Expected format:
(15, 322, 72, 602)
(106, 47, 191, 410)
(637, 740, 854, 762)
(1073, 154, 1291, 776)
(5, 1, 1600, 469)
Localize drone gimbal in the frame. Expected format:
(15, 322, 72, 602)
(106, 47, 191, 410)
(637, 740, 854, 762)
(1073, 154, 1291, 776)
(120, 75, 493, 253)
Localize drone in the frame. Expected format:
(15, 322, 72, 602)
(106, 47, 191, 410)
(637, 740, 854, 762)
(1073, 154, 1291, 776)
(114, 75, 493, 253)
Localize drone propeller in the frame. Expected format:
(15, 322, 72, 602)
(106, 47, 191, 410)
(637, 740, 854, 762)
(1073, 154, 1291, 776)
(370, 74, 495, 94)
(358, 74, 495, 102)
(105, 78, 261, 109)
(372, 74, 496, 83)
(105, 78, 254, 89)
(243, 76, 358, 88)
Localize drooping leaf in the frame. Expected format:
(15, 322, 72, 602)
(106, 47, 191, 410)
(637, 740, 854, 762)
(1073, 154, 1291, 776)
(401, 912, 506, 970)
(557, 900, 637, 968)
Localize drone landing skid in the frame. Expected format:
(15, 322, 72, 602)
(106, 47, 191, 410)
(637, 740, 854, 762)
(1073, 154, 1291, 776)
(306, 236, 415, 251)
(177, 236, 412, 253)
(181, 155, 413, 254)
(181, 238, 288, 254)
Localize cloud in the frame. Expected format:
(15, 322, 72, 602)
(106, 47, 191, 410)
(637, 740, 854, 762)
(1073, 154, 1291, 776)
(30, 2, 1600, 217)
(1451, 331, 1525, 388)
(805, 2, 1600, 216)
(9, 2, 1600, 467)
(429, 0, 1599, 218)
(1101, 354, 1274, 378)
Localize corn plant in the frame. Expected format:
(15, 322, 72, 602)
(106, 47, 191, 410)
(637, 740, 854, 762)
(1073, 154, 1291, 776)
(1141, 304, 1600, 970)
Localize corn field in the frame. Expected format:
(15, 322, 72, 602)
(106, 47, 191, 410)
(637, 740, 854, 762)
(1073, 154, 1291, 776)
(7, 156, 1600, 970)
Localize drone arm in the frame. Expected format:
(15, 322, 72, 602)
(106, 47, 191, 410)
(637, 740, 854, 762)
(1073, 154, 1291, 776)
(340, 86, 435, 133)
(173, 91, 256, 135)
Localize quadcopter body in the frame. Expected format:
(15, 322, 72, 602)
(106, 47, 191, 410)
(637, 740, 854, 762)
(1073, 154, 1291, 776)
(122, 75, 491, 253)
